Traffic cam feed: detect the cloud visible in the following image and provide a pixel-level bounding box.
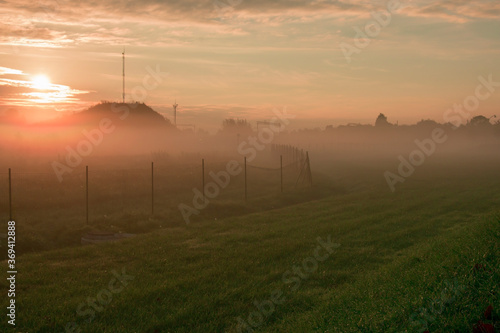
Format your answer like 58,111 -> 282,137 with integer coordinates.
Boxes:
0,0 -> 498,126
0,0 -> 498,50
0,67 -> 90,109
0,67 -> 25,75
402,0 -> 500,22
0,0 -> 377,48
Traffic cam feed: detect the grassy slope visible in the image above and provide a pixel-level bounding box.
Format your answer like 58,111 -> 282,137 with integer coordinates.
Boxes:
4,155 -> 323,254
1,170 -> 499,332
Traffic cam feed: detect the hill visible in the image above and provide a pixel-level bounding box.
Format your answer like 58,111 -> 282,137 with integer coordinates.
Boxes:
38,102 -> 174,128
0,102 -> 177,156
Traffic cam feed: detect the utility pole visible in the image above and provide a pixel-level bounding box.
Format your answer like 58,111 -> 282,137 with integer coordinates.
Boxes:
122,49 -> 125,103
173,100 -> 178,127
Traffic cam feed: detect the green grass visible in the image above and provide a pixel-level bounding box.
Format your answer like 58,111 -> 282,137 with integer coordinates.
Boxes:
2,153 -> 324,254
1,165 -> 499,332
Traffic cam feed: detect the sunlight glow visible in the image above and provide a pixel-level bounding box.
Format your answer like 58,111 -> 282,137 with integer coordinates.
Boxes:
32,75 -> 51,90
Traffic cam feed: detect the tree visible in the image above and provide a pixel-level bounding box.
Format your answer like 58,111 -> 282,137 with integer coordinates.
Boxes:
416,119 -> 439,128
469,115 -> 491,127
221,118 -> 251,133
375,113 -> 391,127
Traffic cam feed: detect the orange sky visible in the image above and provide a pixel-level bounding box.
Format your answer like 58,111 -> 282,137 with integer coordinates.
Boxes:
1,0 -> 499,132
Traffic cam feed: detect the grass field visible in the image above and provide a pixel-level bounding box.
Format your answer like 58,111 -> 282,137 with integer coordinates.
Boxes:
1,156 -> 498,332
1,150 -> 319,254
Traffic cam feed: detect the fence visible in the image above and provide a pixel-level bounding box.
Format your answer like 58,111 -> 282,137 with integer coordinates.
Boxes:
2,148 -> 312,226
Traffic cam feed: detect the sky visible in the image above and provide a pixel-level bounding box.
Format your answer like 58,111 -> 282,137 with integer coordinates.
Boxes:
0,0 -> 499,132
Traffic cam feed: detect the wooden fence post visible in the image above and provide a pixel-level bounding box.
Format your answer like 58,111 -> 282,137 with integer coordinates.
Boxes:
86,165 -> 89,225
151,162 -> 154,215
280,155 -> 283,193
244,157 -> 247,201
202,159 -> 205,199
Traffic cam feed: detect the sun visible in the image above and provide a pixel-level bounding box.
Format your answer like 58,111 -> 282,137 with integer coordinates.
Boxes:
32,74 -> 51,90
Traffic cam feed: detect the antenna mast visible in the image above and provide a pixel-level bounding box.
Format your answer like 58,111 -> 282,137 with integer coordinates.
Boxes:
122,49 -> 125,103
173,99 -> 178,127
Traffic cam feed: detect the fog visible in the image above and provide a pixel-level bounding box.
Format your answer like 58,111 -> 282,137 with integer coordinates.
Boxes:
1,102 -> 499,332
1,104 -> 499,177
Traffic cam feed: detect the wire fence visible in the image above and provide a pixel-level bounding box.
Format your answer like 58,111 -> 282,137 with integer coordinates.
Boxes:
1,145 -> 312,226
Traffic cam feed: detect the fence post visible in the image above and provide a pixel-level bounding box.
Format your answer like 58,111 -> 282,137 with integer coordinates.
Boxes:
151,162 -> 154,215
306,152 -> 312,186
244,157 -> 247,201
202,159 -> 205,200
280,155 -> 283,193
86,165 -> 89,225
8,168 -> 12,221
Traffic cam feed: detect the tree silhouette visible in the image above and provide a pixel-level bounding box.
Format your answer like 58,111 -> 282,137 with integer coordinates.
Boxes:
469,115 -> 491,127
416,119 -> 438,128
221,118 -> 251,133
375,113 -> 391,127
